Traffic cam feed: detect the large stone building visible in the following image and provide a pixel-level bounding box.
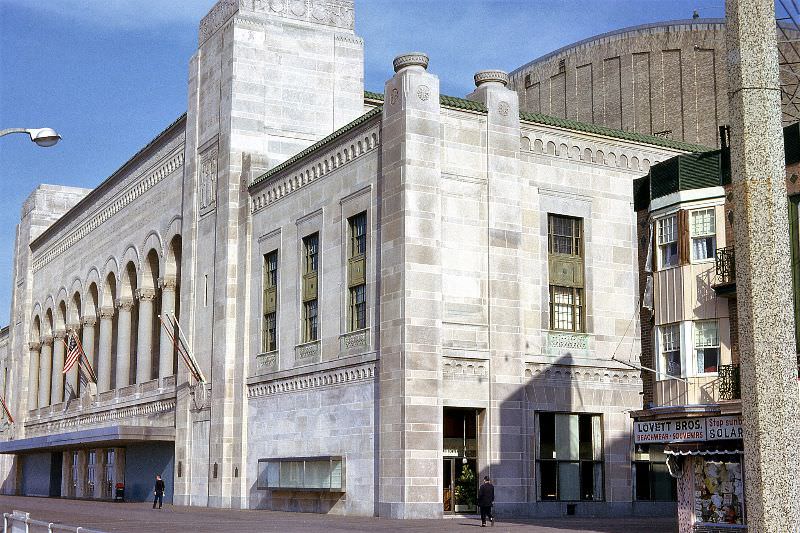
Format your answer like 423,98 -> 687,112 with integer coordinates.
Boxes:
0,0 -> 710,518
508,18 -> 800,148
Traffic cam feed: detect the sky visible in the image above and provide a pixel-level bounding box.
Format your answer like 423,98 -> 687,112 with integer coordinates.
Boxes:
0,0 -> 726,326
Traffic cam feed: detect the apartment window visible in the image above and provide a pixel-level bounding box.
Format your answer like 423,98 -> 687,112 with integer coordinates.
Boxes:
661,323 -> 682,377
262,251 -> 278,353
690,208 -> 716,261
537,412 -> 603,501
348,212 -> 367,331
657,215 -> 678,268
550,286 -> 583,332
695,320 -> 720,373
302,233 -> 319,342
633,444 -> 677,501
548,215 -> 585,332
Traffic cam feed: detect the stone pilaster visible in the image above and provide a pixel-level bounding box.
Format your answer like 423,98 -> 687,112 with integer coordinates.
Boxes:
97,307 -> 114,393
726,0 -> 800,530
158,278 -> 177,379
27,342 -> 40,411
135,288 -> 157,383
378,52 -> 443,518
115,299 -> 134,389
467,70 -> 525,511
38,335 -> 52,408
65,323 -> 81,401
51,330 -> 66,405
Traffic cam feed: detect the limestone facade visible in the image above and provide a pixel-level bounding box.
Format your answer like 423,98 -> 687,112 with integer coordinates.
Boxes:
0,0 -> 707,519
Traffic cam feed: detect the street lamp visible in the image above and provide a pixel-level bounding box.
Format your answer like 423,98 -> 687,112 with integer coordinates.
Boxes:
0,127 -> 61,147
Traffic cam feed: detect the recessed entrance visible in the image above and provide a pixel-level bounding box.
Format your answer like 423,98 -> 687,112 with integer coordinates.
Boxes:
442,407 -> 479,514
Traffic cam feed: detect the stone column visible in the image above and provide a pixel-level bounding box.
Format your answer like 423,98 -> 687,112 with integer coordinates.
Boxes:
379,52 -> 443,518
97,307 -> 114,392
51,330 -> 66,405
135,288 -> 156,383
726,0 -> 800,530
94,450 -> 106,499
27,342 -> 41,411
65,324 -> 80,401
81,316 -> 97,384
158,278 -> 177,380
115,299 -> 134,389
38,336 -> 52,407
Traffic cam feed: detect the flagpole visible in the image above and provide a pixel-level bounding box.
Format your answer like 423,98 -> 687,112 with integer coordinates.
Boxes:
168,313 -> 206,383
158,314 -> 201,382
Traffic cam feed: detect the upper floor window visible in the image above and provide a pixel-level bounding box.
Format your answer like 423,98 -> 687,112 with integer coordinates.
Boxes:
690,208 -> 716,262
660,323 -> 681,377
302,233 -> 320,343
550,286 -> 583,332
262,251 -> 278,352
694,320 -> 719,373
348,212 -> 367,332
548,215 -> 582,256
657,215 -> 678,268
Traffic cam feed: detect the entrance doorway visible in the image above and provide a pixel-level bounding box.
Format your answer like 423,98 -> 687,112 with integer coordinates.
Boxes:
442,408 -> 479,514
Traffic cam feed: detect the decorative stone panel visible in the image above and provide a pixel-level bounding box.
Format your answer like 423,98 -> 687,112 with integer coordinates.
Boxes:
340,329 -> 369,351
442,357 -> 488,382
255,351 -> 278,373
294,341 -> 321,366
546,331 -> 590,355
248,362 -> 374,399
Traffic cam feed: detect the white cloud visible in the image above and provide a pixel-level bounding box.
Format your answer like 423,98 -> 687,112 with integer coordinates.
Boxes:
0,0 -> 218,29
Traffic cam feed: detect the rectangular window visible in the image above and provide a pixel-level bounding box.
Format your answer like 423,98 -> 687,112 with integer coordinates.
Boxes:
695,320 -> 720,373
549,286 -> 583,332
104,450 -> 114,497
302,233 -> 319,342
548,215 -> 582,256
657,215 -> 678,268
537,412 -> 603,501
661,323 -> 682,377
348,212 -> 367,332
262,251 -> 278,353
303,300 -> 318,342
690,208 -> 716,261
257,457 -> 345,492
633,444 -> 677,501
87,450 -> 96,493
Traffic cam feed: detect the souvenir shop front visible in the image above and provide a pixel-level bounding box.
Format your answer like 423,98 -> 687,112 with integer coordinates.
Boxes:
632,411 -> 746,532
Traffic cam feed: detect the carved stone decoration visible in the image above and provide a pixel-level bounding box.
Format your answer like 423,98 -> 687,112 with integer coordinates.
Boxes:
256,352 -> 278,372
198,0 -> 238,45
474,69 -> 510,87
417,85 -> 431,101
340,329 -> 369,351
390,88 -> 399,106
392,52 -> 429,73
240,0 -> 354,30
136,288 -> 157,301
199,144 -> 219,215
498,101 -> 510,116
547,332 -> 590,352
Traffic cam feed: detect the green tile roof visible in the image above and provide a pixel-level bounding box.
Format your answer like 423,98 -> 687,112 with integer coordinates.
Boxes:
251,90 -> 711,190
518,111 -> 711,153
250,106 -> 383,188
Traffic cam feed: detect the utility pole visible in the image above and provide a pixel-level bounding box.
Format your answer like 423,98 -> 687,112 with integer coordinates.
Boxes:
726,0 -> 800,530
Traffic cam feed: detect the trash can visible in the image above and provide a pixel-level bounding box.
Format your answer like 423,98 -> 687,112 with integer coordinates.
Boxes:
114,482 -> 125,502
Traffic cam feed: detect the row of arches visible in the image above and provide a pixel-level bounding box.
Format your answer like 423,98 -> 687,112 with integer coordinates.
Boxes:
520,135 -> 657,172
27,235 -> 182,410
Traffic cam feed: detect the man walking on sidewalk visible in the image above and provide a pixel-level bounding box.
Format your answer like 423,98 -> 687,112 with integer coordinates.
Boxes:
477,476 -> 494,527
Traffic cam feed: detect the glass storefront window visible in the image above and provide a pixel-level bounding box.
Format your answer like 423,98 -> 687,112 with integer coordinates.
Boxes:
633,444 -> 677,501
694,456 -> 745,525
537,412 -> 603,501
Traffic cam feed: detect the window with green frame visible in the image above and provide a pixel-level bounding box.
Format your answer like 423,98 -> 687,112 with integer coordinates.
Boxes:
347,212 -> 367,331
262,250 -> 278,352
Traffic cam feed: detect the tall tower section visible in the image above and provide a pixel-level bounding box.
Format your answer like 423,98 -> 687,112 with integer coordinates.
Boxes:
176,0 -> 364,508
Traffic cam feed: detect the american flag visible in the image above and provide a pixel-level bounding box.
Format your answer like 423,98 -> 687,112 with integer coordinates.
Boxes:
62,332 -> 82,374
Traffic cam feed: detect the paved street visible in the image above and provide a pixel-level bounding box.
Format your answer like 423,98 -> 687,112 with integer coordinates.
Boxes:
0,496 -> 677,533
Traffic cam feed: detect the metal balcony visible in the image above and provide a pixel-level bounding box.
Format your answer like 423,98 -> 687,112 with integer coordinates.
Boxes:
713,246 -> 736,297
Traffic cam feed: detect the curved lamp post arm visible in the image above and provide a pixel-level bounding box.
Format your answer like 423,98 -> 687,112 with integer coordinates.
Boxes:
0,127 -> 61,147
0,128 -> 29,137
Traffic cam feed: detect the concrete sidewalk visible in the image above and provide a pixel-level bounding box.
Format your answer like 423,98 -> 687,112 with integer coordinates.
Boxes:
0,496 -> 677,533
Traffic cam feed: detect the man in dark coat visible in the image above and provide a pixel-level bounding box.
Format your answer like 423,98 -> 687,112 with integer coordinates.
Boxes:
153,474 -> 165,509
477,476 -> 494,526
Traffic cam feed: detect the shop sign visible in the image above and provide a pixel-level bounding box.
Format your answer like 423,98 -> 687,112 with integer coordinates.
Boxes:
634,415 -> 742,444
